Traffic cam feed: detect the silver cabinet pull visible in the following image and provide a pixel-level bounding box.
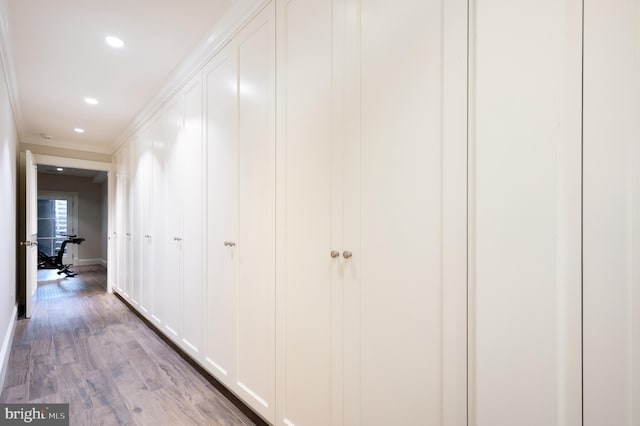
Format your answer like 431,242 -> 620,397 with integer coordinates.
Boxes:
173,237 -> 182,241
144,235 -> 151,238
343,250 -> 352,259
20,241 -> 35,247
224,241 -> 236,247
330,250 -> 340,258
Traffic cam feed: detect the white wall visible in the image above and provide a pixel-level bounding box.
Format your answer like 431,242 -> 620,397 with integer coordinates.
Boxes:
0,0 -> 18,391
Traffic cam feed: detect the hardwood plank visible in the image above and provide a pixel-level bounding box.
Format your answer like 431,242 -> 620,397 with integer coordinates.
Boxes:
29,354 -> 57,400
3,343 -> 31,387
56,362 -> 93,411
196,396 -> 251,426
53,328 -> 78,365
0,384 -> 29,403
84,368 -> 133,425
110,358 -> 174,425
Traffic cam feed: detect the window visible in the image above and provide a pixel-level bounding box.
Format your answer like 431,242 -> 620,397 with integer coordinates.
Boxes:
37,198 -> 69,256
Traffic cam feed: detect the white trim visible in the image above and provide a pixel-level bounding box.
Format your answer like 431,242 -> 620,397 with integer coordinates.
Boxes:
22,137 -> 113,155
33,154 -> 111,172
0,304 -> 18,391
110,0 -> 270,153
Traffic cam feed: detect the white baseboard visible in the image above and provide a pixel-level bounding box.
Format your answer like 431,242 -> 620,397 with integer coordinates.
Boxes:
78,258 -> 107,266
0,304 -> 17,391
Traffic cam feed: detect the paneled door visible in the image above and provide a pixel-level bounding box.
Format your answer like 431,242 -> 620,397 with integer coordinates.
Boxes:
204,40 -> 238,386
276,0 -> 336,424
469,0 -> 583,424
150,111 -> 166,325
583,0 -> 640,424
345,0 -> 467,424
180,76 -> 204,358
205,3 -> 276,421
163,94 -> 185,340
23,149 -> 38,318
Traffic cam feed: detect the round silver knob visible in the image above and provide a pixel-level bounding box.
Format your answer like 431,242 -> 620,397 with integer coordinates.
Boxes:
330,250 -> 340,258
343,250 -> 352,259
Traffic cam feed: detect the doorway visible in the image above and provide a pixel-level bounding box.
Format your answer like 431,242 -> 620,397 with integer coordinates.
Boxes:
18,154 -> 114,318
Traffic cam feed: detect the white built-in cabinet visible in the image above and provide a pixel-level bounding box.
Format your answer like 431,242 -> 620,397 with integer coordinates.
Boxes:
111,0 -> 640,425
112,65 -> 206,354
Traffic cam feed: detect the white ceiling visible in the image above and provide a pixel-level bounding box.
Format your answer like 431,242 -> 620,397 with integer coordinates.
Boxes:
7,0 -> 234,154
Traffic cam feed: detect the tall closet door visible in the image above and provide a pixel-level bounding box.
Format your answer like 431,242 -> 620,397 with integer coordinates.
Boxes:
470,0 -> 582,425
138,125 -> 154,315
130,133 -> 143,307
583,0 -> 640,424
114,150 -> 124,293
150,112 -> 166,324
276,0 -> 336,424
180,77 -> 204,356
204,43 -> 238,383
124,141 -> 134,300
235,4 -> 276,419
163,97 -> 184,339
358,0 -> 439,422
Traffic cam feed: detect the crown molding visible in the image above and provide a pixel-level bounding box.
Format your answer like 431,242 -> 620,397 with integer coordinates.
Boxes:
110,0 -> 269,154
0,1 -> 24,141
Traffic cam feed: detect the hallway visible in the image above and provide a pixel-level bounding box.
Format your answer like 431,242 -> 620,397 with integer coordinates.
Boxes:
0,266 -> 254,425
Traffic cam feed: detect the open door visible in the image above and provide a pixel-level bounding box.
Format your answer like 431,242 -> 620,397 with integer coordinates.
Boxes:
22,150 -> 38,318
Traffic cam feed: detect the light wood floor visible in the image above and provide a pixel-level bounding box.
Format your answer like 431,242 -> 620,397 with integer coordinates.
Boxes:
1,265 -> 254,426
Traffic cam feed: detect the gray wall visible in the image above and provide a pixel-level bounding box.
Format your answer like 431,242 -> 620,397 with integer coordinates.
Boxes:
37,173 -> 107,265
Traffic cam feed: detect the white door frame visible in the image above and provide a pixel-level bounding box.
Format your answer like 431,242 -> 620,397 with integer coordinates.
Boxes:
32,155 -> 114,293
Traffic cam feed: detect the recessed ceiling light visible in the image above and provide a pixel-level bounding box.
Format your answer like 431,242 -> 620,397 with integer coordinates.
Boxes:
84,97 -> 98,105
105,36 -> 124,48
56,168 -> 64,172
74,128 -> 85,133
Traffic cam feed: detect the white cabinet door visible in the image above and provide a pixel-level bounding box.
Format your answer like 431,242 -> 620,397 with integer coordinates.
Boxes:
352,0 -> 466,423
150,112 -> 166,325
114,150 -> 123,293
204,4 -> 276,420
163,96 -> 184,339
470,0 -> 582,425
583,0 -> 640,424
235,5 -> 276,419
124,142 -> 133,300
276,0 -> 336,424
204,43 -> 238,384
130,133 -> 142,307
181,76 -> 204,357
138,125 -> 154,315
